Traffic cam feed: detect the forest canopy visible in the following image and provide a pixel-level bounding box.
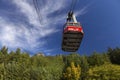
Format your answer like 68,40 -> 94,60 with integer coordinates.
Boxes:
0,46 -> 120,80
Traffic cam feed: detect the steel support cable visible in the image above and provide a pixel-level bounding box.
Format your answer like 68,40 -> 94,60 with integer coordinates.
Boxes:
70,0 -> 78,12
33,0 -> 42,25
70,0 -> 74,11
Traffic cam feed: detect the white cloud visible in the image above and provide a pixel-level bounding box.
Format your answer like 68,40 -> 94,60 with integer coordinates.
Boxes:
12,0 -> 40,27
0,17 -> 44,51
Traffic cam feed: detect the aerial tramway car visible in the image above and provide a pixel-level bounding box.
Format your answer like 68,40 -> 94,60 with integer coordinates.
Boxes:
62,11 -> 84,52
33,0 -> 84,52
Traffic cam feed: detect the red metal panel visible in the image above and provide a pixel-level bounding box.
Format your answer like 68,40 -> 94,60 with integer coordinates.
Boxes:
64,26 -> 83,33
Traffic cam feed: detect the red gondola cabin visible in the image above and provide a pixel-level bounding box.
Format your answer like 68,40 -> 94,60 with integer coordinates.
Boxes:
62,22 -> 84,52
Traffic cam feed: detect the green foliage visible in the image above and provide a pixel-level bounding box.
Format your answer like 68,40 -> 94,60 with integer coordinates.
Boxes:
63,62 -> 81,80
0,46 -> 120,80
87,52 -> 107,66
87,63 -> 120,80
80,56 -> 89,80
63,53 -> 81,67
108,47 -> 120,64
1,46 -> 8,55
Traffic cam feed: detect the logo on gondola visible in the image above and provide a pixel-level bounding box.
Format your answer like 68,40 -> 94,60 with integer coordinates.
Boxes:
64,26 -> 82,32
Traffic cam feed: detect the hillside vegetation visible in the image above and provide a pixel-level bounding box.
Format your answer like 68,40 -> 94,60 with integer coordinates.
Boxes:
0,46 -> 120,80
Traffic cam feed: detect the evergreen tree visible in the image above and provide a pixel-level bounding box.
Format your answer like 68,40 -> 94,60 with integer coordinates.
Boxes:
108,47 -> 120,64
88,52 -> 104,66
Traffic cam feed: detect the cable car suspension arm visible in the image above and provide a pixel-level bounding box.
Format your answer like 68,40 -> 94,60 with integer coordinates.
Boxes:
67,0 -> 78,23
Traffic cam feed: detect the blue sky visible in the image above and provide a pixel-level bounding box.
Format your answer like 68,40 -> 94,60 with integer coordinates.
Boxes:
0,0 -> 120,55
